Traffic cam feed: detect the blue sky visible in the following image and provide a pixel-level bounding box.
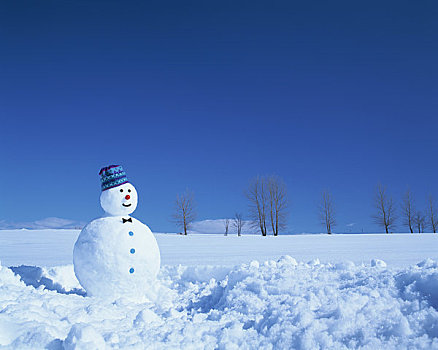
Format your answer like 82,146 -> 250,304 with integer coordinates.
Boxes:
1,1 -> 437,233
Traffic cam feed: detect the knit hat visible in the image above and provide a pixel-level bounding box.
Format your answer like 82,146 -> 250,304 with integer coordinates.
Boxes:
99,165 -> 129,191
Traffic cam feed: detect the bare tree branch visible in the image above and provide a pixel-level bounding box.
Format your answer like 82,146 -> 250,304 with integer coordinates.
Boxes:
401,189 -> 415,233
232,213 -> 245,236
428,195 -> 438,234
172,189 -> 196,235
372,184 -> 396,234
319,190 -> 335,234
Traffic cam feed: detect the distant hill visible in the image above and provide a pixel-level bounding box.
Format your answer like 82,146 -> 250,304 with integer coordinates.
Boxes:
0,217 -> 85,230
189,219 -> 255,235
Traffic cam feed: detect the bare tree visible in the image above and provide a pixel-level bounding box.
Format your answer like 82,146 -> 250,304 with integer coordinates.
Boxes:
413,211 -> 426,233
319,190 -> 335,234
401,189 -> 415,233
246,176 -> 268,236
372,184 -> 396,234
267,175 -> 288,236
233,213 -> 245,236
172,189 -> 196,235
428,195 -> 437,233
224,218 -> 230,236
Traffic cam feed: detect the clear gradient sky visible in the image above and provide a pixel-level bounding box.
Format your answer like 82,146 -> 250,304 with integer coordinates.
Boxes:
1,0 -> 437,233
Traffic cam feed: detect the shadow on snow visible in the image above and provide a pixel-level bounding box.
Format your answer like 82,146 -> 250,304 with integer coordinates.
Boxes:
10,265 -> 86,296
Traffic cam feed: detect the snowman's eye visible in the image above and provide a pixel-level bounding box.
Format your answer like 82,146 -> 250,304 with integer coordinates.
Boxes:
128,189 -> 131,193
120,189 -> 123,193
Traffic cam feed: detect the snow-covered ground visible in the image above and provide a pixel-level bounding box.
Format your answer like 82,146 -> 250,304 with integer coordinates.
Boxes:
1,230 -> 438,349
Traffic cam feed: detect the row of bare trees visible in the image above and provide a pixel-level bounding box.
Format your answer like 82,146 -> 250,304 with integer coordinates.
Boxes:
320,184 -> 438,234
172,175 -> 289,236
376,185 -> 437,234
172,190 -> 248,236
401,189 -> 437,233
173,181 -> 437,235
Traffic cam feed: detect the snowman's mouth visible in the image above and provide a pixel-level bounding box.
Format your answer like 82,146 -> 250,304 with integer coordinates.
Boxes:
122,203 -> 131,207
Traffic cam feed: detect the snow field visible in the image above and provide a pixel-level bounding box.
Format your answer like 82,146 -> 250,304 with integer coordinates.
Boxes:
1,256 -> 438,349
1,231 -> 438,268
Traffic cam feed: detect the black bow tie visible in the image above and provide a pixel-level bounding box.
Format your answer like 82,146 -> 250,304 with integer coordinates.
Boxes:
122,217 -> 132,224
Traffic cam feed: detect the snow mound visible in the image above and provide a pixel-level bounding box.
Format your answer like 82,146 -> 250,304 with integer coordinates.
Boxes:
371,259 -> 387,268
1,258 -> 438,349
64,324 -> 105,350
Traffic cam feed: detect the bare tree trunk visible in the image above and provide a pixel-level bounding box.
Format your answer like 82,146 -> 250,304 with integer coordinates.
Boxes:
172,189 -> 196,235
261,180 -> 267,236
413,211 -> 425,233
401,189 -> 414,233
224,219 -> 230,236
267,175 -> 288,236
233,213 -> 245,236
372,184 -> 396,234
429,195 -> 437,233
246,176 -> 268,236
319,190 -> 335,234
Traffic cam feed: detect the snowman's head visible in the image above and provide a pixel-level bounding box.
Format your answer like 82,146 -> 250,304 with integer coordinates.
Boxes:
100,182 -> 138,216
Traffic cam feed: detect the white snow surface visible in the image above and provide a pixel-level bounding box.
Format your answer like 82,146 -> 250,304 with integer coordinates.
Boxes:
1,230 -> 437,268
1,231 -> 438,349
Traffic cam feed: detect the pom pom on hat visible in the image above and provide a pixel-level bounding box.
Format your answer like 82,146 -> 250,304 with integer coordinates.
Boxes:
99,165 -> 129,191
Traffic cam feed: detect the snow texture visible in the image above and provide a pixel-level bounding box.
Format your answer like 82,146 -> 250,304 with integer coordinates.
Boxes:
2,256 -> 438,349
1,231 -> 438,348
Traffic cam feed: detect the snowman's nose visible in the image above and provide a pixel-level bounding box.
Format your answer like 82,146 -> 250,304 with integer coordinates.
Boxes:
125,195 -> 130,200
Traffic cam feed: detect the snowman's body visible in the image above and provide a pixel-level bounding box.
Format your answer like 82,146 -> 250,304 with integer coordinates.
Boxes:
73,169 -> 160,299
74,216 -> 160,298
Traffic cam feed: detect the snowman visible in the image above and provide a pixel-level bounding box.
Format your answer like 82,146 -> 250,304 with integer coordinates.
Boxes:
73,165 -> 160,299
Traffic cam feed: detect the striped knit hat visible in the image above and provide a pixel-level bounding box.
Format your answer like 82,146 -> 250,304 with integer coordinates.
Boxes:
99,165 -> 129,191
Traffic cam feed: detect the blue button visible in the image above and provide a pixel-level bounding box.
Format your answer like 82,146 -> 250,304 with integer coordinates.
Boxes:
128,231 -> 134,236
130,248 -> 135,254
129,268 -> 134,273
